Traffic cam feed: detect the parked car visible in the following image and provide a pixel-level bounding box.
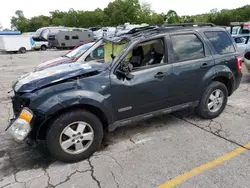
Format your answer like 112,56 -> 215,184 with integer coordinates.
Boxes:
7,23 -> 242,163
233,35 -> 249,56
36,42 -> 95,70
244,52 -> 250,72
33,41 -> 49,51
233,35 -> 250,72
230,22 -> 250,36
0,35 -> 33,53
48,29 -> 94,49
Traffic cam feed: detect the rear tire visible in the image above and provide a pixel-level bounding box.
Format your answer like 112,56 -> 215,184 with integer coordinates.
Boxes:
196,81 -> 228,119
46,109 -> 103,163
19,47 -> 26,54
41,45 -> 47,51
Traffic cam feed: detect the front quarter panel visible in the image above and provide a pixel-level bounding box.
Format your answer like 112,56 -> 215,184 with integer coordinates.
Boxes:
27,70 -> 114,127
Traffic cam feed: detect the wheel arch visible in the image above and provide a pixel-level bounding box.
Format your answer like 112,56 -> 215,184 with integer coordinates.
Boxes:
203,65 -> 235,96
211,76 -> 233,96
41,44 -> 47,49
36,103 -> 110,140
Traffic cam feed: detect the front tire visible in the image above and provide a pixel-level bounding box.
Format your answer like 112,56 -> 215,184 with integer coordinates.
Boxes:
46,109 -> 103,163
196,81 -> 228,119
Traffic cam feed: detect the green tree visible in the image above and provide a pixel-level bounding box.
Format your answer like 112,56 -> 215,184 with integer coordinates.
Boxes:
29,15 -> 51,31
11,10 -> 29,32
104,0 -> 141,25
166,10 -> 181,23
50,10 -> 66,26
10,4 -> 250,31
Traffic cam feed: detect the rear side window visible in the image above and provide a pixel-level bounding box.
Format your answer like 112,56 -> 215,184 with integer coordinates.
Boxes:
171,34 -> 204,62
205,31 -> 235,55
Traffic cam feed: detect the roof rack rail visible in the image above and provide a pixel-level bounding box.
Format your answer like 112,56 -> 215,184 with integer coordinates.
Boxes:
160,23 -> 216,28
125,26 -> 159,34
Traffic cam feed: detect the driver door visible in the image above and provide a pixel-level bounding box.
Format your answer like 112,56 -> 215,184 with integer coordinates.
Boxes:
110,37 -> 174,121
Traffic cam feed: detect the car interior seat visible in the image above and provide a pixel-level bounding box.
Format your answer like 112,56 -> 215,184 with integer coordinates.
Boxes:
146,41 -> 164,65
129,46 -> 144,67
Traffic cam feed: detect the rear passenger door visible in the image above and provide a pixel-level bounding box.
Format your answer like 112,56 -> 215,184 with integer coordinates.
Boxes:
169,32 -> 215,106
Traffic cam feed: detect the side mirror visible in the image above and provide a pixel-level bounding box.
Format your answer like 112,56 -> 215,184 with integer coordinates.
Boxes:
116,62 -> 134,79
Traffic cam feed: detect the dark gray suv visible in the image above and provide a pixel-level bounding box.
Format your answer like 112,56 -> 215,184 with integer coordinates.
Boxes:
7,23 -> 242,162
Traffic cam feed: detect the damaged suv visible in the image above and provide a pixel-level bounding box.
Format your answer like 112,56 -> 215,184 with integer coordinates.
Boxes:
7,24 -> 242,163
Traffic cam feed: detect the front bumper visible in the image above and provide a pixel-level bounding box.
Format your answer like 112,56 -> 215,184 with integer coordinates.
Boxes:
6,108 -> 33,142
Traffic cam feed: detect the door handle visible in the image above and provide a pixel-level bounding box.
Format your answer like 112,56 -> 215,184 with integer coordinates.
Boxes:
154,72 -> 165,79
200,63 -> 209,69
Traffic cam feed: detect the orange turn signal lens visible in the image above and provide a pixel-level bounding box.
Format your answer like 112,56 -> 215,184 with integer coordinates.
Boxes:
19,109 -> 33,123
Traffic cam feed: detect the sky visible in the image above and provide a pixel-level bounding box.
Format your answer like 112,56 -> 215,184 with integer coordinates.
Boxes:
0,0 -> 249,29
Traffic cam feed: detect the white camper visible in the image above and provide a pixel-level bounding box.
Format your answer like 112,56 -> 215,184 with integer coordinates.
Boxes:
0,35 -> 32,53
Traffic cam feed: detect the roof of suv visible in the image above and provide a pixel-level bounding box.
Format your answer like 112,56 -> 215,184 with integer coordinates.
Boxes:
103,23 -> 226,43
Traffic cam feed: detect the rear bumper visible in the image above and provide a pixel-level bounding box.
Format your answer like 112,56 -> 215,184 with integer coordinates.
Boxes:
232,71 -> 242,93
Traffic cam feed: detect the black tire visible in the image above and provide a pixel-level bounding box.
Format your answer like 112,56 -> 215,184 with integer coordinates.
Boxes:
196,81 -> 228,119
46,109 -> 103,163
41,45 -> 47,51
19,47 -> 26,54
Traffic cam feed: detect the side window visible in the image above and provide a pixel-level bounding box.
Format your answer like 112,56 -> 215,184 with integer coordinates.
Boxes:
122,39 -> 165,71
205,31 -> 235,55
72,35 -> 79,40
92,46 -> 104,59
171,34 -> 204,62
65,35 -> 70,40
85,46 -> 104,62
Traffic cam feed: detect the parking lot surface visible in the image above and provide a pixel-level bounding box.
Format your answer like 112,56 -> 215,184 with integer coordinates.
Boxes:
0,50 -> 250,188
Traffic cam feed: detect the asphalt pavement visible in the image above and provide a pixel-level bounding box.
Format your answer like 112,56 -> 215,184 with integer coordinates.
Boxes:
0,50 -> 249,188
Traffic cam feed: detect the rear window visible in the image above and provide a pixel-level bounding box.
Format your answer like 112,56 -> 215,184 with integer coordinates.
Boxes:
205,31 -> 235,55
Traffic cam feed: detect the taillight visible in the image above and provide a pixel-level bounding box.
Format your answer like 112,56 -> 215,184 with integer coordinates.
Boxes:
236,57 -> 242,71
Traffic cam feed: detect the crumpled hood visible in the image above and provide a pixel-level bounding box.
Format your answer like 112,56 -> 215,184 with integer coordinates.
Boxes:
36,56 -> 73,71
13,62 -> 109,93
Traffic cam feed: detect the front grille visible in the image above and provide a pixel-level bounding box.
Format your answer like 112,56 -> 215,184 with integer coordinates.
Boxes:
11,95 -> 30,116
